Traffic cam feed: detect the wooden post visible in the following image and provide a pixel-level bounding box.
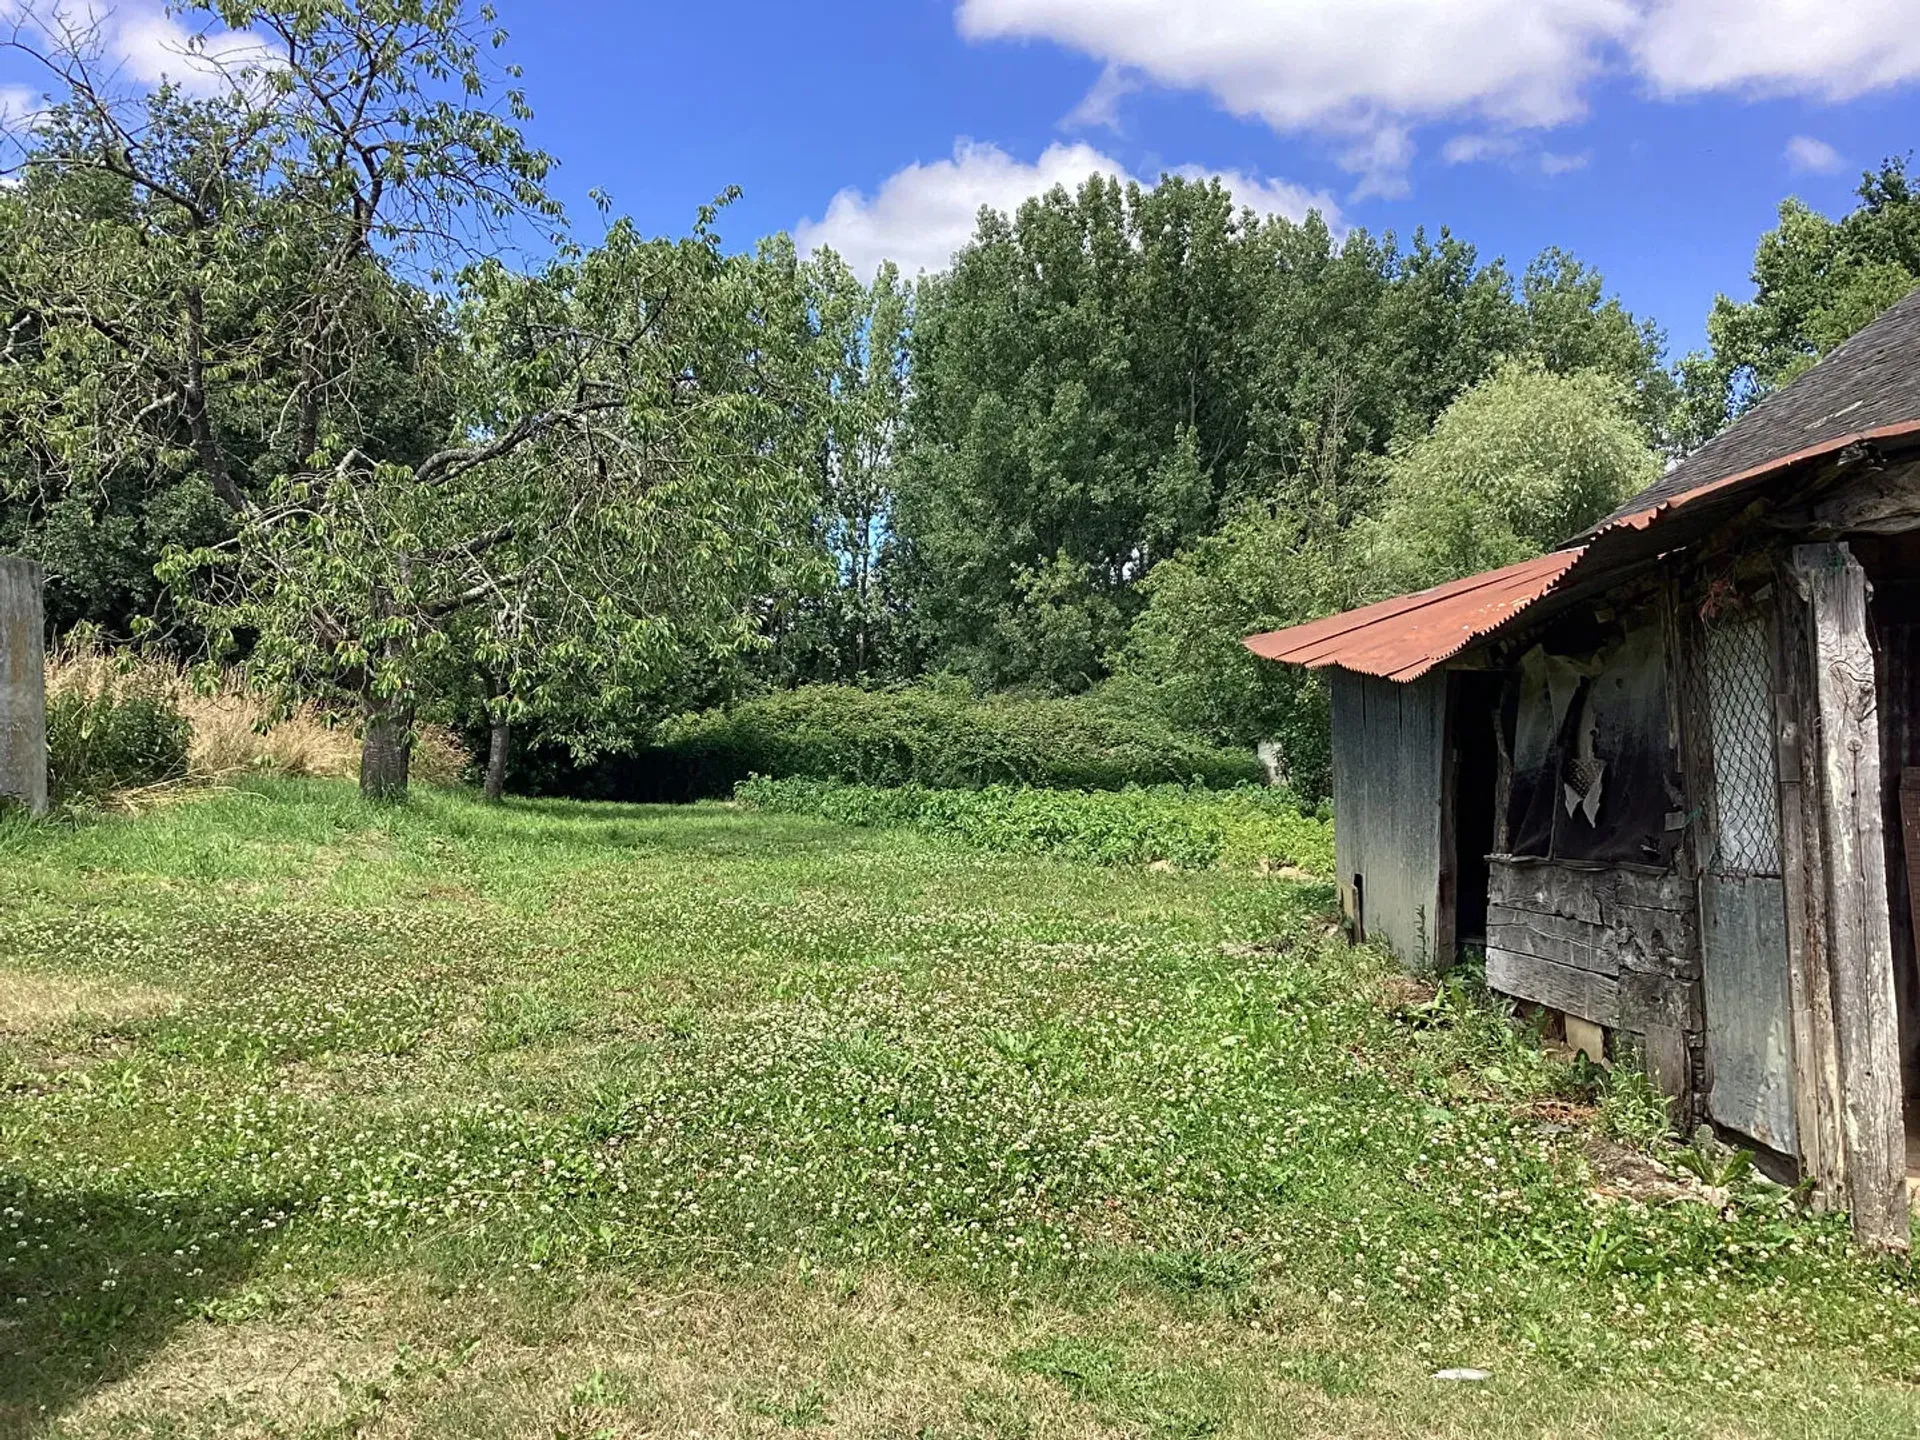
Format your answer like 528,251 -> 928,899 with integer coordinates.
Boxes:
1791,543 -> 1909,1246
1775,573 -> 1847,1205
0,557 -> 47,816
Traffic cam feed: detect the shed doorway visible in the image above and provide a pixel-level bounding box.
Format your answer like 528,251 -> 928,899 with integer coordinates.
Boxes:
1445,670 -> 1509,963
1853,534 -> 1920,1192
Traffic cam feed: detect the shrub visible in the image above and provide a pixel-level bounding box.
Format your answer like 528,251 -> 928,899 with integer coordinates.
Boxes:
656,685 -> 1263,796
735,776 -> 1334,874
45,654 -> 192,805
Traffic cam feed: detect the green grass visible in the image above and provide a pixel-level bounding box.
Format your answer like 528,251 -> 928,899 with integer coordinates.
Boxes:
0,780 -> 1916,1438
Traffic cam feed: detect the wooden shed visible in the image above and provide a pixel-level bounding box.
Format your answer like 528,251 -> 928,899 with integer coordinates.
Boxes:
1247,287 -> 1920,1246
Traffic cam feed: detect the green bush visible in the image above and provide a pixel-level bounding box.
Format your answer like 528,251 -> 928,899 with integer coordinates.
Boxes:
657,685 -> 1263,795
46,664 -> 192,805
735,776 -> 1334,874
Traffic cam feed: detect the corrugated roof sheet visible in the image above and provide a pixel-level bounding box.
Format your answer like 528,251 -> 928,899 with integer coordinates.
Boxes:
1243,550 -> 1583,681
1244,282 -> 1920,683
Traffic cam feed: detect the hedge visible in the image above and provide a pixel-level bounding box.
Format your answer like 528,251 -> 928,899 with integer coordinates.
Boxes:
655,685 -> 1264,795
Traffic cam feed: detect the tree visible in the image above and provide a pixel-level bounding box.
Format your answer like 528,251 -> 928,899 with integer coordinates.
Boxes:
760,252 -> 912,686
1355,361 -> 1659,597
896,173 -> 1675,696
1677,156 -> 1920,449
1109,503 -> 1348,795
1,1 -> 814,801
434,224 -> 820,802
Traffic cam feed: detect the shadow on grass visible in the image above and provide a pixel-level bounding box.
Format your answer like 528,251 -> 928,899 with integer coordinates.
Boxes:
0,1174 -> 279,1435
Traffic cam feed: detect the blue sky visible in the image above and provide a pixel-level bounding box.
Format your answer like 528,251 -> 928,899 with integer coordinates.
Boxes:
5,2 -> 1918,357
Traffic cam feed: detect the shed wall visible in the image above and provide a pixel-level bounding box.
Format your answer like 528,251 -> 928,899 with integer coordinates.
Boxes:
1332,668 -> 1447,968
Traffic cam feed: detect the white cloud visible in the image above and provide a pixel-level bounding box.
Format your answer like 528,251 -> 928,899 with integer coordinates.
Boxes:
1442,133 -> 1522,166
1633,1 -> 1920,101
111,9 -> 276,97
958,1 -> 1920,196
960,0 -> 1635,193
1340,125 -> 1415,200
794,139 -> 1338,279
1063,64 -> 1138,131
0,84 -> 36,125
1538,151 -> 1589,175
1783,135 -> 1845,175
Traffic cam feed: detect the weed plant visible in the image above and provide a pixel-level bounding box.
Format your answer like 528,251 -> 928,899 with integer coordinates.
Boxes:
736,776 -> 1336,873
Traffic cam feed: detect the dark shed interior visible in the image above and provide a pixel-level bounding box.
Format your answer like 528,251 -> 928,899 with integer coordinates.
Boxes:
1854,534 -> 1920,1133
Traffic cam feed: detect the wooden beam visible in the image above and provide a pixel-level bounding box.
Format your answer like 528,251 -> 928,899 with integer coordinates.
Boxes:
1487,946 -> 1619,1025
1791,543 -> 1910,1247
1774,572 -> 1847,1205
0,557 -> 47,816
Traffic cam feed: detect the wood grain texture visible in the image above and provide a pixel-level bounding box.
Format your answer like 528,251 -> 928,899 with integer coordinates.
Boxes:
1773,572 -> 1846,1203
1903,770 -> 1920,1024
1486,947 -> 1618,1025
0,557 -> 47,816
1331,669 -> 1448,969
1793,542 -> 1909,1246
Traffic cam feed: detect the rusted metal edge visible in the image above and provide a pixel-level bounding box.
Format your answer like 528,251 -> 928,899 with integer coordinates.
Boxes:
1244,417 -> 1920,684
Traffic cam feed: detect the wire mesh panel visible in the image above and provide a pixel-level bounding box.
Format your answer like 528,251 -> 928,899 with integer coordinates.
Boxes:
1700,607 -> 1782,878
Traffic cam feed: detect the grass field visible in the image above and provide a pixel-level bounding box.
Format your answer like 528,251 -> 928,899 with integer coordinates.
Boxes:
2,781 -> 1918,1438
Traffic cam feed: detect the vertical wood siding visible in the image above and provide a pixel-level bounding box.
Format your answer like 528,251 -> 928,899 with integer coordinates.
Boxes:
1331,669 -> 1448,968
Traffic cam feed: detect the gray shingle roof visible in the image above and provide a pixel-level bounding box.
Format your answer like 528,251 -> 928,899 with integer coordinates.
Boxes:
1584,281 -> 1920,536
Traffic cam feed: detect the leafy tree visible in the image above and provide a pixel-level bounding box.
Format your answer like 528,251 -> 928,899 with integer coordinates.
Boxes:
1,1 -> 812,800
1355,361 -> 1659,596
761,253 -> 913,685
441,225 -> 820,801
1109,504 -> 1348,795
1677,156 -> 1920,448
898,174 -> 1674,696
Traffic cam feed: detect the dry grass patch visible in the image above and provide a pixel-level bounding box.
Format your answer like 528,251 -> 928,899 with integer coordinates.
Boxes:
50,1268 -> 1874,1440
0,968 -> 177,1036
46,642 -> 469,790
56,1271 -> 1128,1440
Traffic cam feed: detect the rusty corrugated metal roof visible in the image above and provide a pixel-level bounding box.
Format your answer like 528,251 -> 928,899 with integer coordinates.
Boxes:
1243,549 -> 1584,682
1245,366 -> 1920,682
1247,284 -> 1920,684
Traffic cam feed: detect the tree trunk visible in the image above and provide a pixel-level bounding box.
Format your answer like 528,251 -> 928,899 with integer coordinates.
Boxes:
484,713 -> 509,804
360,707 -> 413,803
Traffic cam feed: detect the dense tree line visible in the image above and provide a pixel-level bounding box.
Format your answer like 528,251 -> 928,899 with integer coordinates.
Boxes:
1,0 -> 1913,799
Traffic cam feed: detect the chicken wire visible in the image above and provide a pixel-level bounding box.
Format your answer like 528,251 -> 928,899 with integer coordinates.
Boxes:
1695,607 -> 1783,878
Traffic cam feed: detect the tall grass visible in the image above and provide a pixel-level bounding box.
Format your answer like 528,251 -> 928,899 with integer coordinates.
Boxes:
45,642 -> 468,798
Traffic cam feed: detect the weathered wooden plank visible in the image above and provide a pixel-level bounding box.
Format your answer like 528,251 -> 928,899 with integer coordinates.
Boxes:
1793,542 -> 1909,1245
1486,926 -> 1615,978
1334,669 -> 1447,971
1488,858 -> 1692,918
1489,862 -> 1606,925
1331,670 -> 1362,936
0,557 -> 47,816
1641,1021 -> 1692,1103
1773,564 -> 1846,1207
1618,971 -> 1702,1034
1482,887 -> 1697,990
1486,946 -> 1619,1024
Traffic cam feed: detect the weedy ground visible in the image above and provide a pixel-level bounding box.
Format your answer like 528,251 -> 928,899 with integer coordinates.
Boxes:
0,780 -> 1916,1439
